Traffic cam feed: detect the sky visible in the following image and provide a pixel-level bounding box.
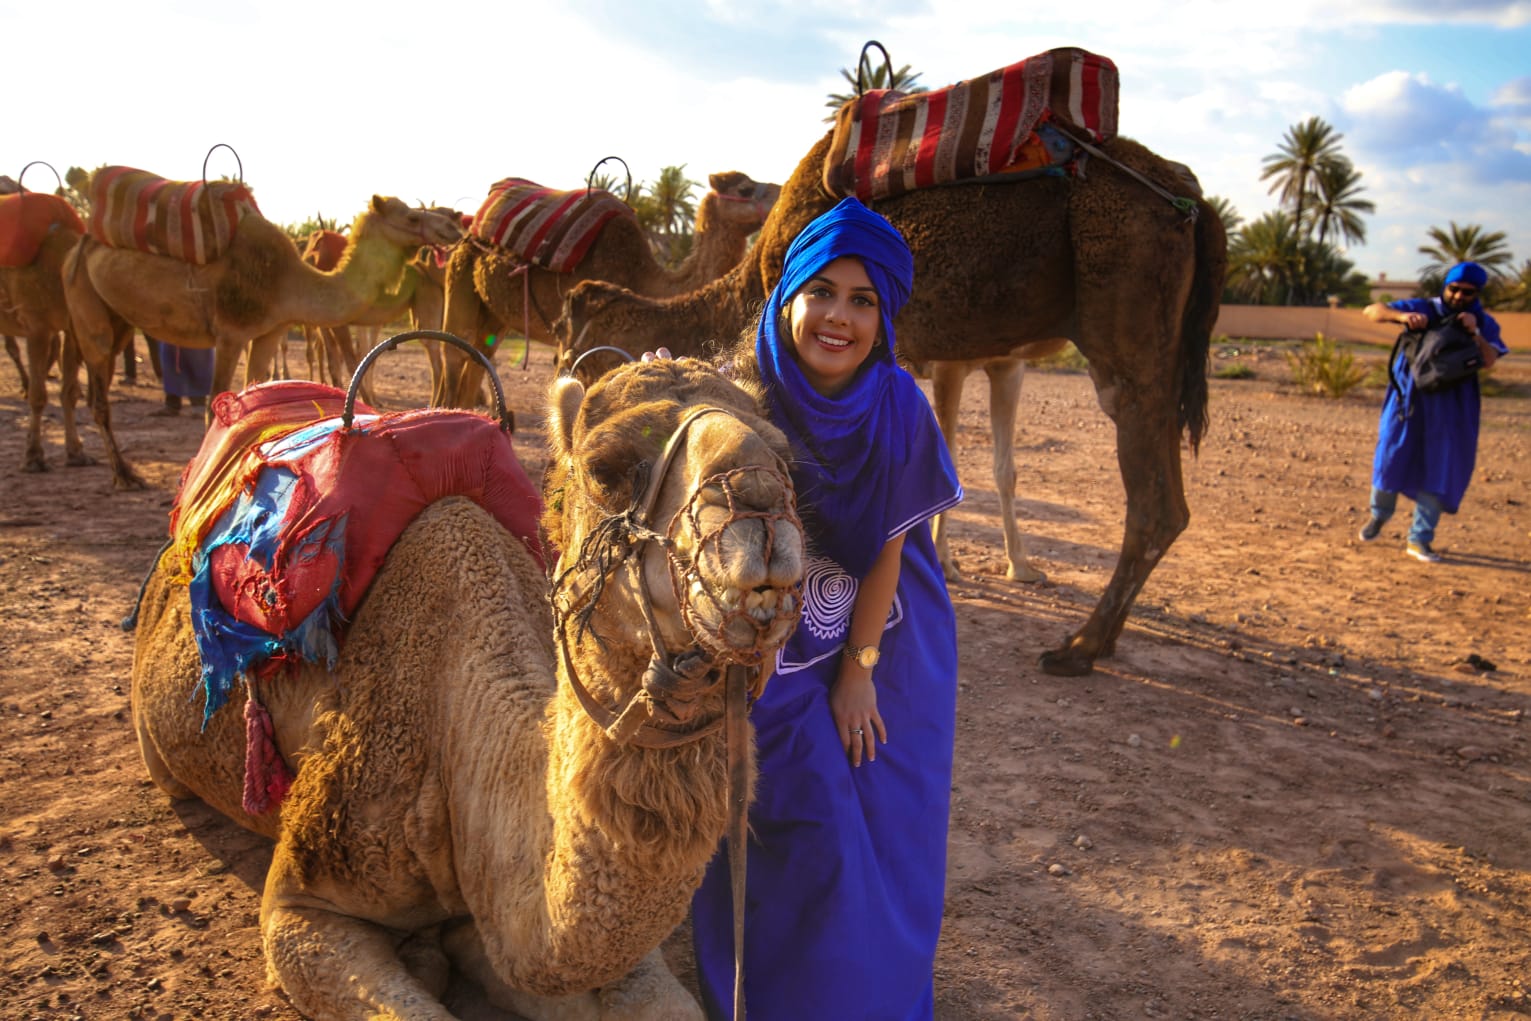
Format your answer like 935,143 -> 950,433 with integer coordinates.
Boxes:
5,0 -> 1529,284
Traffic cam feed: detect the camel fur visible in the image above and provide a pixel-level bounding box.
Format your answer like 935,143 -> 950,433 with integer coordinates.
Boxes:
63,193 -> 463,489
436,172 -> 779,409
130,356 -> 805,1019
555,129 -> 1227,677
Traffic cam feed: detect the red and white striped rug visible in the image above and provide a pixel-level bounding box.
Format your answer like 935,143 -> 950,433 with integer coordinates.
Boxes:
468,178 -> 633,273
823,47 -> 1118,202
89,166 -> 261,265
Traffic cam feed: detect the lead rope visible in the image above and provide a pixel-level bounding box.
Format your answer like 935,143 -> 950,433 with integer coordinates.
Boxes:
727,663 -> 750,1021
1052,125 -> 1200,221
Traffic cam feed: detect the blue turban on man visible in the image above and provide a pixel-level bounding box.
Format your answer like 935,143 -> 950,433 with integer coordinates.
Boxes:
1443,261 -> 1488,290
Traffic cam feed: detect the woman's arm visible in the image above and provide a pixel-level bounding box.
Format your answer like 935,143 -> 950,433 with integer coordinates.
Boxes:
831,533 -> 905,765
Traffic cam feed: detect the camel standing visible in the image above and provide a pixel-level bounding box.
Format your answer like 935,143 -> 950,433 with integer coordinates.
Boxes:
437,171 -> 779,408
130,357 -> 805,1018
63,194 -> 463,488
556,128 -> 1226,677
0,195 -> 116,475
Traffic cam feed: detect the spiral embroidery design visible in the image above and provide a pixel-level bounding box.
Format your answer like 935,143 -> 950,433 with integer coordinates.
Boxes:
801,555 -> 857,640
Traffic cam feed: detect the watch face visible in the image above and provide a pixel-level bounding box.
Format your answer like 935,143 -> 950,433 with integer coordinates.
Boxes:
857,646 -> 880,669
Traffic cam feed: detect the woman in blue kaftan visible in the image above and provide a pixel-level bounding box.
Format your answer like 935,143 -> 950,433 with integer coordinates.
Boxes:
691,197 -> 962,1021
1360,261 -> 1507,561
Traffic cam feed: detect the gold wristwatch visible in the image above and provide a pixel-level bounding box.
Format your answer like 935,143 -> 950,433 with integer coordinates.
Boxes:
844,642 -> 881,669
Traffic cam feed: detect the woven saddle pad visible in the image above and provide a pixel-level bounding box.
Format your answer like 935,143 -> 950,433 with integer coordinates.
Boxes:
0,192 -> 84,268
468,177 -> 634,273
823,47 -> 1119,202
89,166 -> 261,265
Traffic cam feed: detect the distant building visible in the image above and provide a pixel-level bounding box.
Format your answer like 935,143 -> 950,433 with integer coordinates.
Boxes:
1368,271 -> 1422,304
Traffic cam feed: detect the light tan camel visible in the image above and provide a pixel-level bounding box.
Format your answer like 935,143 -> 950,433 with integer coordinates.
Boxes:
63,195 -> 463,488
129,357 -> 806,1019
915,347 -> 1069,585
436,171 -> 780,408
300,213 -> 460,401
555,129 -> 1226,677
0,213 -> 114,475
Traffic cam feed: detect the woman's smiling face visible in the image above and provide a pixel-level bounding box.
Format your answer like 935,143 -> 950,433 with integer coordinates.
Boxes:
786,256 -> 881,396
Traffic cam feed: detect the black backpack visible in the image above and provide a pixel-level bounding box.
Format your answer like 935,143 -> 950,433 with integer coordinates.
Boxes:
1387,313 -> 1484,413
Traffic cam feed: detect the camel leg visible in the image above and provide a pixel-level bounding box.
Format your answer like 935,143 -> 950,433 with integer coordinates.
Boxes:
927,361 -> 968,581
7,334 -> 30,393
243,330 -> 285,391
442,923 -> 699,1021
984,357 -> 1044,583
22,333 -> 54,473
1041,346 -> 1190,676
59,331 -> 92,467
261,897 -> 458,1021
63,266 -> 146,489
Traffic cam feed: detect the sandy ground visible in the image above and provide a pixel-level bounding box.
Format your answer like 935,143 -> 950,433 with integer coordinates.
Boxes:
2,335 -> 1529,1021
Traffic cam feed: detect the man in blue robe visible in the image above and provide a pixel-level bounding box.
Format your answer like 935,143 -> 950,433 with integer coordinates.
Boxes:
1358,262 -> 1507,562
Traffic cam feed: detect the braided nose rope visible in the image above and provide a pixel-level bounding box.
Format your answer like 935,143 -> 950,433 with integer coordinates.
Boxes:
668,463 -> 803,687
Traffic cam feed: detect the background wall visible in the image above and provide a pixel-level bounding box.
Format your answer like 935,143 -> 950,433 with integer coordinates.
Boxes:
1215,306 -> 1531,352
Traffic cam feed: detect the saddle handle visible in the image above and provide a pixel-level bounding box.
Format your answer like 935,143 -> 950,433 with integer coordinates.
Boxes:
203,143 -> 245,186
586,156 -> 634,205
344,329 -> 514,435
856,40 -> 893,96
17,160 -> 64,195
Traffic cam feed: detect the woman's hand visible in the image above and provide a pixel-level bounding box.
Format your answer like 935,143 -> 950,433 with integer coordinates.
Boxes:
832,670 -> 887,766
640,347 -> 673,362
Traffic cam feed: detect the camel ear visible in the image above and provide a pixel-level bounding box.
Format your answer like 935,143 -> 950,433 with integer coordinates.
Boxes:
547,376 -> 586,460
371,194 -> 387,214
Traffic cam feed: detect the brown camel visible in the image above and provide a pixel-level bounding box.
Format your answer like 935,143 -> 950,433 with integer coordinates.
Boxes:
63,194 -> 463,488
130,357 -> 804,1018
436,171 -> 780,408
555,129 -> 1227,677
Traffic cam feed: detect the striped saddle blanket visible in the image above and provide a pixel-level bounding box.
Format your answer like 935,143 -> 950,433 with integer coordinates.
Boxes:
469,177 -> 634,273
89,166 -> 262,265
823,47 -> 1119,202
0,192 -> 85,268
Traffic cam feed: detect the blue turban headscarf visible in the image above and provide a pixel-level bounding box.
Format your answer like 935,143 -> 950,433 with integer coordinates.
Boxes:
1443,261 -> 1488,290
755,197 -> 959,576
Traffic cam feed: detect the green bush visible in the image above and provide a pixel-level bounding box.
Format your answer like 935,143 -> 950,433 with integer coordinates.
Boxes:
1029,342 -> 1089,372
1213,363 -> 1257,380
1286,333 -> 1370,398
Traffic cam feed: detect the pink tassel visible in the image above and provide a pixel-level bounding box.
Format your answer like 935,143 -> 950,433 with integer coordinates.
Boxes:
242,691 -> 294,816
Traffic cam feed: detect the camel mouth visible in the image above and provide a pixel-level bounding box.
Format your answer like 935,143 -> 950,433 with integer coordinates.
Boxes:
666,467 -> 805,665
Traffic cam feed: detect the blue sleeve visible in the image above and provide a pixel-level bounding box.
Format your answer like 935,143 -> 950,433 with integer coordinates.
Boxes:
884,370 -> 962,541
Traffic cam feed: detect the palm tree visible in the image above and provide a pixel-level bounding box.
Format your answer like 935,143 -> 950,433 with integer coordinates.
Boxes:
1260,117 -> 1345,246
1205,195 -> 1243,237
1496,259 -> 1531,312
1416,222 -> 1515,287
825,62 -> 927,120
1307,158 -> 1374,248
1226,211 -> 1304,305
632,165 -> 698,267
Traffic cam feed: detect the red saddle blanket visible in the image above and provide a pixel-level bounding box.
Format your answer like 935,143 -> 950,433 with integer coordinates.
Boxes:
0,192 -> 85,268
468,177 -> 634,273
89,166 -> 262,265
823,47 -> 1119,202
299,228 -> 349,271
170,380 -> 545,637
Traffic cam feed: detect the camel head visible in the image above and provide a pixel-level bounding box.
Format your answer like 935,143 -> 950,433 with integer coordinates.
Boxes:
544,357 -> 804,733
704,171 -> 781,231
361,195 -> 464,250
553,279 -> 705,373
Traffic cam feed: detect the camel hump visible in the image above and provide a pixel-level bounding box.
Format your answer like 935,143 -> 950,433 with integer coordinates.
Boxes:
87,165 -> 262,265
0,192 -> 85,267
468,176 -> 635,273
823,47 -> 1118,201
168,380 -> 545,787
